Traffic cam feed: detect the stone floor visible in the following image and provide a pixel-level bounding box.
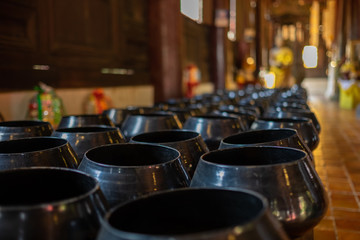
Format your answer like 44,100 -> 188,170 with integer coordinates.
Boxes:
302,78 -> 360,240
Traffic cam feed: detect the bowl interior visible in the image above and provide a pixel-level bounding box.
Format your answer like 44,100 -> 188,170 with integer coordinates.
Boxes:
0,169 -> 96,206
56,126 -> 117,133
223,129 -> 296,145
0,121 -> 48,127
108,189 -> 264,235
86,144 -> 179,166
0,138 -> 67,153
259,117 -> 308,123
132,131 -> 198,143
203,147 -> 305,166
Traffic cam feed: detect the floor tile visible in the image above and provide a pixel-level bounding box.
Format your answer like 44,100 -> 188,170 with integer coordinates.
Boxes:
314,218 -> 334,230
328,179 -> 352,193
335,218 -> 360,232
338,231 -> 360,240
333,209 -> 360,219
330,193 -> 359,209
313,229 -> 337,240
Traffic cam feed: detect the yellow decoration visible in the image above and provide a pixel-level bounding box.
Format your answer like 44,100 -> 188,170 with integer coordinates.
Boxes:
275,48 -> 293,66
338,80 -> 360,110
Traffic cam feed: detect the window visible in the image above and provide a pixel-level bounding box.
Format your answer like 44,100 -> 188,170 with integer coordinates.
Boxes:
180,0 -> 203,23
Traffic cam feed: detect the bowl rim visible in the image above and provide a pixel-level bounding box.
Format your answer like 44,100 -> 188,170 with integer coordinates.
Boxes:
130,129 -> 202,144
199,146 -> 308,168
99,188 -> 272,239
255,117 -> 312,124
0,167 -> 102,211
221,128 -> 298,146
0,120 -> 52,128
82,143 -> 182,169
61,114 -> 110,118
0,136 -> 70,155
54,125 -> 121,134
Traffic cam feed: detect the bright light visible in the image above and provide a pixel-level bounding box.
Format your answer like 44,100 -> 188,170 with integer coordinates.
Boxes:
227,31 -> 235,41
264,72 -> 276,89
181,0 -> 203,23
330,61 -> 337,68
246,57 -> 255,65
302,45 -> 318,68
32,65 -> 50,71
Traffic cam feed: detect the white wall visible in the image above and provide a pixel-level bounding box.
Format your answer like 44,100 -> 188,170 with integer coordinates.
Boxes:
0,85 -> 154,121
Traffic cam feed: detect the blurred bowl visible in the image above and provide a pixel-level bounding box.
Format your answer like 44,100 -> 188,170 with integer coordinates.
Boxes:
191,146 -> 328,238
97,188 -> 289,240
121,112 -> 183,141
250,117 -> 319,151
0,120 -> 53,141
164,107 -> 197,123
0,137 -> 79,170
58,114 -> 115,129
103,108 -> 140,126
183,115 -> 243,150
213,110 -> 256,131
78,143 -> 189,207
219,128 -> 313,162
264,109 -> 321,133
53,126 -> 126,160
0,167 -> 108,240
273,101 -> 310,110
131,130 -> 208,178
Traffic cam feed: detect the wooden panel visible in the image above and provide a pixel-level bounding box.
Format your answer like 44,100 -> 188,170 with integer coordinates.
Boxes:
350,0 -> 360,40
0,0 -> 151,90
0,0 -> 37,50
183,17 -> 211,83
48,0 -> 114,56
119,0 -> 149,70
149,0 -> 182,102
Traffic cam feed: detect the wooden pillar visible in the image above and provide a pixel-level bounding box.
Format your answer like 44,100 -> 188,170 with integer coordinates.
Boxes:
350,0 -> 360,40
210,0 -> 227,91
334,0 -> 347,59
149,0 -> 182,103
254,0 -> 262,79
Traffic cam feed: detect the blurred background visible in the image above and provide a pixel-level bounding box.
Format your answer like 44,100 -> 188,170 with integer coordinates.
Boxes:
0,0 -> 358,120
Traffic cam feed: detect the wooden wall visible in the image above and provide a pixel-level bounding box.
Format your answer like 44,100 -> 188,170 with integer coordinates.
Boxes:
182,17 -> 211,83
0,0 -> 150,91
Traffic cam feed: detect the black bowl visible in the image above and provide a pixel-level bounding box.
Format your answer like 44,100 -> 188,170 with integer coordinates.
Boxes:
250,117 -> 319,151
0,167 -> 108,239
265,109 -> 320,133
58,114 -> 115,129
191,146 -> 328,238
103,108 -> 141,126
97,188 -> 289,240
131,130 -> 208,178
121,112 -> 183,141
0,137 -> 79,170
78,143 -> 190,207
219,128 -> 313,162
183,115 -> 243,150
53,126 -> 126,160
0,120 -> 53,141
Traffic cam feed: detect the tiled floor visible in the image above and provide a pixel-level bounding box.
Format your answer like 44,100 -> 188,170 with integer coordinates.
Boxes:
303,79 -> 360,240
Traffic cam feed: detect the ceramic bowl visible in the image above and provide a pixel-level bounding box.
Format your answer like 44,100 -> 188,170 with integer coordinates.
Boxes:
0,120 -> 53,141
130,130 -> 208,178
53,126 -> 126,160
58,114 -> 115,129
0,137 -> 79,170
0,167 -> 108,239
78,143 -> 190,207
191,146 -> 328,238
97,188 -> 289,240
121,112 -> 182,141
